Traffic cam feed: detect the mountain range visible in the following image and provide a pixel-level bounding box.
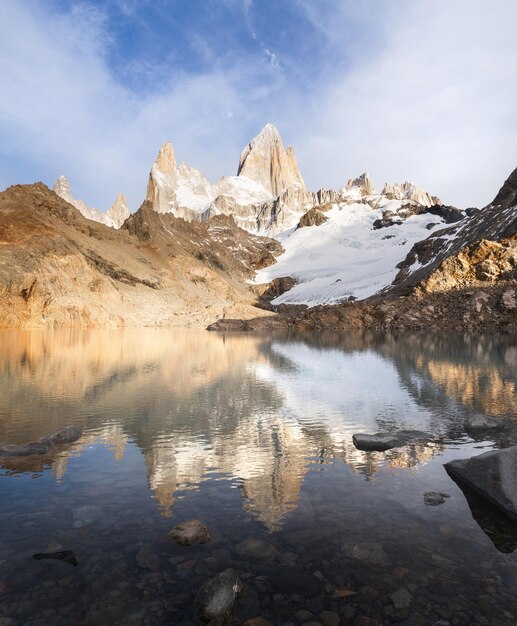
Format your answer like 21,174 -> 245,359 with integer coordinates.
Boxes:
0,124 -> 515,330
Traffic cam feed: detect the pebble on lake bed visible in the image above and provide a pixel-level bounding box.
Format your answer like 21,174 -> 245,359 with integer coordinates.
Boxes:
423,491 -> 450,506
169,519 -> 211,545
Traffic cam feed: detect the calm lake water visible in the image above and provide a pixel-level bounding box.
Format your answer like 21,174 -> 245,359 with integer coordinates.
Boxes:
0,329 -> 517,626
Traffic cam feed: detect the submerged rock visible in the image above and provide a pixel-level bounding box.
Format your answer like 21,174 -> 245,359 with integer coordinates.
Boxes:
464,415 -> 505,431
136,545 -> 160,571
445,445 -> 517,521
169,520 -> 211,546
352,430 -> 433,452
0,426 -> 82,458
390,587 -> 412,610
423,491 -> 450,506
342,541 -> 389,567
32,551 -> 78,567
234,538 -> 278,562
195,568 -> 242,623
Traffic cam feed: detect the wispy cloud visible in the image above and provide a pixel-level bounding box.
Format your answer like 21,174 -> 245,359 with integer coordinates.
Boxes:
0,0 -> 515,211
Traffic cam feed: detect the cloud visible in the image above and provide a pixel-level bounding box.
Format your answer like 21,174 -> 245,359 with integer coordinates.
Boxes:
293,0 -> 517,206
0,0 -> 515,211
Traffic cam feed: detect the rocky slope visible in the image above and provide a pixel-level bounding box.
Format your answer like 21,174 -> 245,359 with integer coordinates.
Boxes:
0,183 -> 281,328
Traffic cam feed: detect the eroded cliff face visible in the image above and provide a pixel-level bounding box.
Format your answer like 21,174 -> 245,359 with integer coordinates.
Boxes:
0,183 -> 282,328
237,123 -> 305,197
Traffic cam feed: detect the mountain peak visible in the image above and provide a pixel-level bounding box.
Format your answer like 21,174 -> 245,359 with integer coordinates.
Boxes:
346,172 -> 375,196
153,142 -> 177,176
237,124 -> 305,196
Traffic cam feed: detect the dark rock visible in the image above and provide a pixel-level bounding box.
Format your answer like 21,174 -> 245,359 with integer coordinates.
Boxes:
0,426 -> 82,458
41,425 -> 82,446
423,491 -> 450,506
194,568 -> 242,623
32,551 -> 78,567
425,204 -> 464,224
464,415 -> 505,431
169,520 -> 211,546
352,430 -> 434,452
269,568 -> 321,598
445,445 -> 517,521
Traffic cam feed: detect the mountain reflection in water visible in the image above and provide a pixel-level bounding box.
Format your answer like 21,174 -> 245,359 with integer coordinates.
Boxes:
1,329 -> 516,529
2,329 -> 517,625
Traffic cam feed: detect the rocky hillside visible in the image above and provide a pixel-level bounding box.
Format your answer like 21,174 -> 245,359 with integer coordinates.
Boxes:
0,183 -> 281,328
389,166 -> 517,294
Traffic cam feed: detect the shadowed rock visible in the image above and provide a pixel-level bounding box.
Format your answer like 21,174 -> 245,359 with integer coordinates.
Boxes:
0,426 -> 82,457
465,415 -> 505,431
32,551 -> 78,567
445,445 -> 517,522
352,430 -> 434,452
194,568 -> 243,623
423,491 -> 450,506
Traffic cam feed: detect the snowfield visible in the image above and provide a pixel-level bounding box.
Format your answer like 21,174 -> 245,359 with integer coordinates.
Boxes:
254,201 -> 444,306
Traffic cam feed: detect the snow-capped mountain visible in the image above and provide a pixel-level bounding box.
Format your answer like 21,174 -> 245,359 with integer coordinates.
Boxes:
254,174 -> 458,306
53,176 -> 129,229
144,124 -> 309,234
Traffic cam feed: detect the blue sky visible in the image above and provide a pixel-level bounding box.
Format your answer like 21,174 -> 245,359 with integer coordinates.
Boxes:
0,0 -> 516,211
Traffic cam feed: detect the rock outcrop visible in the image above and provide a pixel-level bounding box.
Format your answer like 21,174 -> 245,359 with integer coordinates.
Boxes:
391,165 -> 517,293
145,142 -> 214,218
237,123 -> 305,196
346,172 -> 375,196
381,181 -> 441,207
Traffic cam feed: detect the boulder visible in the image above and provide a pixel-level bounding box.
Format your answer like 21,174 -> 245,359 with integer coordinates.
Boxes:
169,520 -> 211,546
464,415 -> 505,431
352,430 -> 433,452
0,426 -> 82,457
194,569 -> 242,623
41,426 -> 82,446
445,445 -> 517,521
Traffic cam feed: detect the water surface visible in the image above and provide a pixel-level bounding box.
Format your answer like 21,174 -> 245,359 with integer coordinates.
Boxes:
0,329 -> 516,625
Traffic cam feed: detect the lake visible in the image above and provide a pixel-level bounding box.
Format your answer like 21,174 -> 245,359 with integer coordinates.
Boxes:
0,329 -> 516,625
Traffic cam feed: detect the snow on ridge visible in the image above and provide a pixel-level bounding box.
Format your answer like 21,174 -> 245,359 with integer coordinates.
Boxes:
254,202 -> 444,306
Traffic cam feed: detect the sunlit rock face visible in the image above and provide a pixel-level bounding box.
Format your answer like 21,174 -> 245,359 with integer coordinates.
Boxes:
381,181 -> 441,207
106,193 -> 130,228
145,142 -> 215,218
237,123 -> 305,197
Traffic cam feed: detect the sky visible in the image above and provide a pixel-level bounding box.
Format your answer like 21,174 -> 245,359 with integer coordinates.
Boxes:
0,0 -> 515,212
